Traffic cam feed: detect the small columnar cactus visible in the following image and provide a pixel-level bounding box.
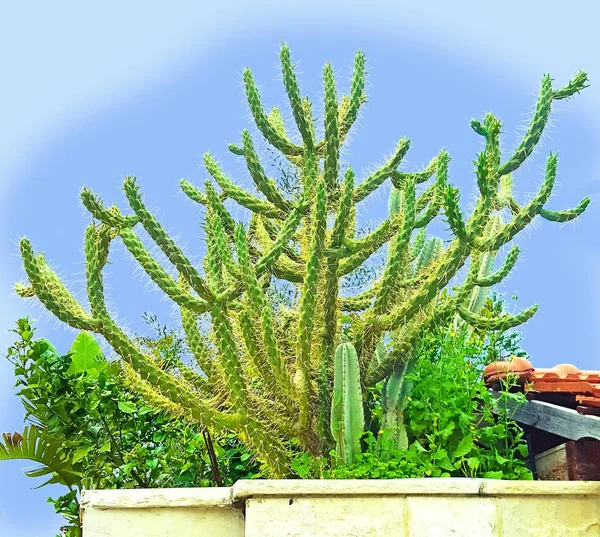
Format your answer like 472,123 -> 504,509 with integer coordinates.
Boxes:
16,44 -> 590,475
330,342 -> 364,465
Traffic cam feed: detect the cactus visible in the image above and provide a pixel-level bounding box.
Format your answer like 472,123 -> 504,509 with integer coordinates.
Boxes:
15,44 -> 590,474
331,342 -> 364,465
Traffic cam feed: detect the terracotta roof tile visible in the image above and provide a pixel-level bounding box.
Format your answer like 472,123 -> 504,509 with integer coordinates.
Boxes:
483,359 -> 600,407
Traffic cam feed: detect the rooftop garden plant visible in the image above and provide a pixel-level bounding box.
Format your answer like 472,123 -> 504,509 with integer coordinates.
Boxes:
1,317 -> 259,537
292,312 -> 533,480
14,44 -> 589,476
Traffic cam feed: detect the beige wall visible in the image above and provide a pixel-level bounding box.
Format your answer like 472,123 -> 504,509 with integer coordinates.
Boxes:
81,488 -> 244,537
83,479 -> 600,537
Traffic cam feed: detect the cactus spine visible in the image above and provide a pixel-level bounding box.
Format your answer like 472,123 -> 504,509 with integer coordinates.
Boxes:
16,44 -> 590,473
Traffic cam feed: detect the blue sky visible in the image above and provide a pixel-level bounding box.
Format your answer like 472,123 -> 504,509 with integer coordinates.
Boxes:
1,1 -> 599,534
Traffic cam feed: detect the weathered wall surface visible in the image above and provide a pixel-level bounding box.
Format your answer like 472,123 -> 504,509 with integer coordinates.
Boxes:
81,488 -> 244,537
82,479 -> 600,537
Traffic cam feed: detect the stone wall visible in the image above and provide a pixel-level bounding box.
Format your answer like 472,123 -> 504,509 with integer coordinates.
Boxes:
82,479 -> 600,536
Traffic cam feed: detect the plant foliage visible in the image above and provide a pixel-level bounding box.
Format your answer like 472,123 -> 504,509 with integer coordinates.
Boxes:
2,318 -> 259,537
14,45 -> 589,474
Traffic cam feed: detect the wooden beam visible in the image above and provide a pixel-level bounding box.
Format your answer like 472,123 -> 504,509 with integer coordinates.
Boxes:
490,390 -> 600,441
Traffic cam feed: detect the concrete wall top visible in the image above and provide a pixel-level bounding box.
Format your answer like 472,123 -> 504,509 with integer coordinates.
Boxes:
232,478 -> 600,499
82,479 -> 600,509
82,486 -> 235,509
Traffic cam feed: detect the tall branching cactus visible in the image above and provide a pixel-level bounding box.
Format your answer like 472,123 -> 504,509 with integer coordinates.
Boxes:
16,44 -> 590,475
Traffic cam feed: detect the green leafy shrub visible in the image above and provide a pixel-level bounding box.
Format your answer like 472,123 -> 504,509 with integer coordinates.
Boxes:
2,318 -> 259,537
290,322 -> 532,480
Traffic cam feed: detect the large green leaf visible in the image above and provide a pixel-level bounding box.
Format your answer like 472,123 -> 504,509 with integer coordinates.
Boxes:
0,426 -> 81,488
453,434 -> 474,459
67,332 -> 104,375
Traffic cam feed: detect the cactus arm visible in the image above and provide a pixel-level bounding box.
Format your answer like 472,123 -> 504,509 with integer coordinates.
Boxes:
216,202 -> 308,304
504,196 -> 522,216
205,205 -> 240,279
388,185 -> 404,215
460,215 -> 504,318
81,188 -> 139,228
411,150 -> 448,230
258,216 -> 303,265
268,106 -> 288,139
82,193 -> 211,315
496,72 -> 588,176
413,192 -> 441,229
330,342 -> 364,465
482,152 -> 559,250
119,228 -> 210,313
180,178 -> 229,209
466,251 -> 496,317
494,174 -> 515,211
240,130 -> 293,212
108,319 -> 243,431
358,180 -> 417,369
122,363 -> 191,420
194,281 -> 297,471
14,282 -> 35,298
317,167 -> 354,443
203,154 -> 285,219
235,224 -> 296,399
391,153 -> 439,188
251,197 -> 308,276
315,50 -> 367,154
410,228 -> 427,260
339,179 -> 412,273
227,143 -> 244,156
209,301 -> 247,408
270,259 -> 304,283
262,299 -> 295,393
340,282 -> 380,308
470,118 -> 487,137
353,138 -> 411,203
177,364 -> 214,396
376,240 -> 470,332
323,62 -> 340,192
457,304 -> 538,331
340,212 -> 401,259
415,183 -> 436,213
465,157 -> 496,240
241,422 -> 292,478
242,66 -> 303,158
444,185 -> 467,241
296,171 -> 327,433
368,296 -> 455,384
84,224 -> 111,319
123,177 -> 214,302
498,75 -> 553,176
373,178 -> 416,315
552,70 -> 589,100
413,237 -> 444,272
539,197 -> 591,222
23,236 -> 239,432
331,168 -> 355,248
475,245 -> 519,287
339,51 -> 367,143
339,295 -> 373,312
192,180 -> 236,238
180,178 -> 210,204
19,239 -> 98,331
236,306 -> 279,391
280,44 -> 315,151
180,314 -> 218,382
